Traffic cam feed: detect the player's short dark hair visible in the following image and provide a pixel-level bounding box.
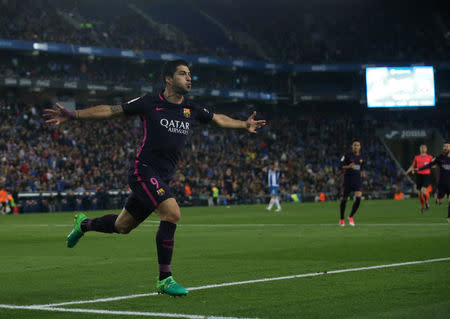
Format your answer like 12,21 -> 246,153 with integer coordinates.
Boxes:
445,141 -> 450,144
352,139 -> 360,144
161,59 -> 189,83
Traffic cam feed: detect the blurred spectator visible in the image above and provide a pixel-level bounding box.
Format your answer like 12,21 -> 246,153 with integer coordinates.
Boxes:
4,98 -> 445,212
1,0 -> 447,64
0,187 -> 14,214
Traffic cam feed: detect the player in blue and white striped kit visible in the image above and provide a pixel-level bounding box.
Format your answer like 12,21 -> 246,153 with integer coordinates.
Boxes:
265,163 -> 281,212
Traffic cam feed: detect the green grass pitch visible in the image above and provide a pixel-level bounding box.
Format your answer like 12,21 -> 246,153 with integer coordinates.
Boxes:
0,199 -> 449,319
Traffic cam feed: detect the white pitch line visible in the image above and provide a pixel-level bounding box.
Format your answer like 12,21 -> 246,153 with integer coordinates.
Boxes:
0,305 -> 258,319
32,256 -> 450,308
34,292 -> 160,307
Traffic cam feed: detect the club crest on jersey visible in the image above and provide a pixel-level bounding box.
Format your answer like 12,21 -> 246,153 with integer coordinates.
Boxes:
183,108 -> 191,118
157,188 -> 165,196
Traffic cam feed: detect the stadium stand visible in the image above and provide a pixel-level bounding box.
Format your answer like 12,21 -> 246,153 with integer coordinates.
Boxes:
1,0 -> 448,63
0,98 -> 405,212
0,0 -> 449,213
0,52 -> 284,92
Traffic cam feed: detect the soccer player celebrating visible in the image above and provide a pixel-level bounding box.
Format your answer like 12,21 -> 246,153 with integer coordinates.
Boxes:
264,163 -> 281,212
416,142 -> 450,222
339,140 -> 365,226
43,59 -> 266,296
405,144 -> 433,213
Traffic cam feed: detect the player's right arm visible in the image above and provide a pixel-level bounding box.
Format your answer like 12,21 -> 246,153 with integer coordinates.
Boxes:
76,104 -> 124,120
342,162 -> 354,169
44,103 -> 124,125
340,154 -> 354,169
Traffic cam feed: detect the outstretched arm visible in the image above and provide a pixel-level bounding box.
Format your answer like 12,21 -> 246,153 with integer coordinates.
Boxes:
417,158 -> 437,172
211,111 -> 266,133
44,103 -> 124,125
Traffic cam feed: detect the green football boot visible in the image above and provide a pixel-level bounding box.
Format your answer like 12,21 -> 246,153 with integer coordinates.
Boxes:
67,213 -> 87,248
156,276 -> 188,296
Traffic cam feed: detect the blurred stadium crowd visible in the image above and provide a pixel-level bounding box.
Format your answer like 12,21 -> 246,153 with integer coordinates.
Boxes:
1,99 -> 405,213
1,0 -> 448,64
0,53 -> 284,93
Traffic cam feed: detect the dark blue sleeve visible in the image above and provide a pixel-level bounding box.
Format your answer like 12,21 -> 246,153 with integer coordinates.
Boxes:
192,103 -> 214,124
418,156 -> 438,171
122,95 -> 147,116
340,154 -> 350,167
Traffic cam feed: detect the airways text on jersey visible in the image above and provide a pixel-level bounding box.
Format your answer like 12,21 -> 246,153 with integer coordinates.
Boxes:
160,118 -> 190,135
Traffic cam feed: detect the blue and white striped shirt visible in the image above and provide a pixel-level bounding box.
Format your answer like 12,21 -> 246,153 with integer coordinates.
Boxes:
267,169 -> 280,187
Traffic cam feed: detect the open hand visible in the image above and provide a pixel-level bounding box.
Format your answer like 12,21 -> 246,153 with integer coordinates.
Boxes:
43,103 -> 76,125
245,111 -> 266,133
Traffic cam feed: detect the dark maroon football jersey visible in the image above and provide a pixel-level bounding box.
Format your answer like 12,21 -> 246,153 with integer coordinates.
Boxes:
122,93 -> 213,178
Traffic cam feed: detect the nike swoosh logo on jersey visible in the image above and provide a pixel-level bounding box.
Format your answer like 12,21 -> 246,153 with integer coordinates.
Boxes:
156,107 -> 165,111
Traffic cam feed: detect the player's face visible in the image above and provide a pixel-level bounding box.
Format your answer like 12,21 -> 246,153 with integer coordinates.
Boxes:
170,65 -> 192,95
420,145 -> 427,154
443,143 -> 450,155
352,142 -> 361,154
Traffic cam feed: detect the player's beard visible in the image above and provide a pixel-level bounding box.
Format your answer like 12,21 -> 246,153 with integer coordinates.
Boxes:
174,82 -> 190,95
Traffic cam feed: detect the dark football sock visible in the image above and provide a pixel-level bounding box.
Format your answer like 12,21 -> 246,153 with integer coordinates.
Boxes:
340,200 -> 347,219
156,221 -> 177,280
350,197 -> 361,217
81,214 -> 118,233
448,203 -> 450,218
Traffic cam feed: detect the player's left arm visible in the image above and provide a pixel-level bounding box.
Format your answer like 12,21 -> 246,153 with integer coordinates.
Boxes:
430,155 -> 437,168
417,157 -> 437,172
360,158 -> 366,178
211,111 -> 266,133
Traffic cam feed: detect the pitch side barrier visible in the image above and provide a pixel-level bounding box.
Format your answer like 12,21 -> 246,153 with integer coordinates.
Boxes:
11,189 -> 408,214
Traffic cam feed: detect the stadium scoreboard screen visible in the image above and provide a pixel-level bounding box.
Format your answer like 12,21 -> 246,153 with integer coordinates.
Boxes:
366,66 -> 435,108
